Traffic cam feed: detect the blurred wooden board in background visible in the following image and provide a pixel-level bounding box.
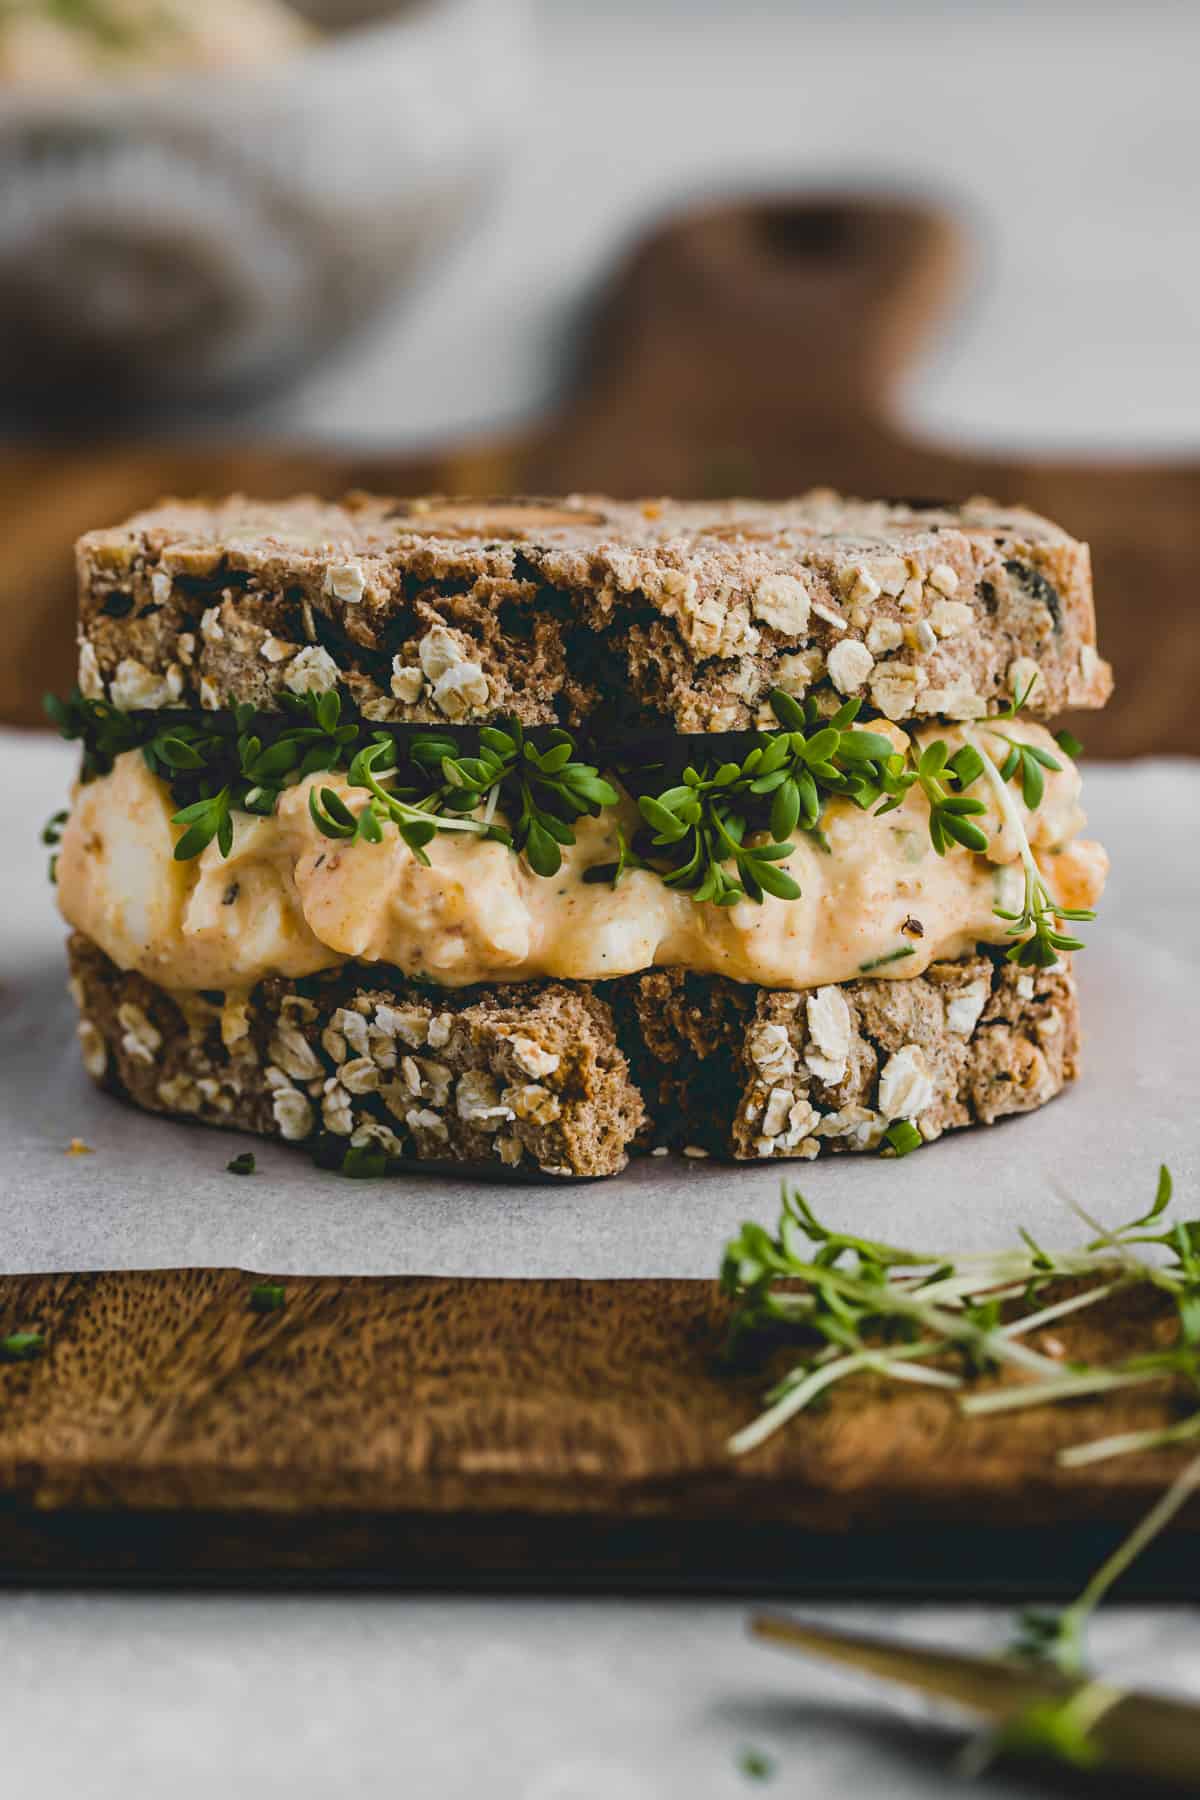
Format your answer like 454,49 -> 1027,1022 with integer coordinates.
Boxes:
1,196 -> 1196,756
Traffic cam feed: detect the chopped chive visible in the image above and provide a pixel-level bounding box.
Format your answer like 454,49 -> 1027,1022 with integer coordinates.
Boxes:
340,1143 -> 389,1180
859,946 -> 916,972
883,1120 -> 923,1157
249,1283 -> 285,1313
1,1332 -> 45,1362
226,1151 -> 256,1176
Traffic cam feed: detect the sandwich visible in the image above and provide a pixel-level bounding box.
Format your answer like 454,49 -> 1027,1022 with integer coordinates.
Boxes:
49,492 -> 1111,1178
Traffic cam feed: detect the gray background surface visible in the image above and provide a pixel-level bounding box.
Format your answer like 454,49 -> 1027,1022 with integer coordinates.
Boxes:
268,0 -> 1200,459
4,2 -> 1200,1795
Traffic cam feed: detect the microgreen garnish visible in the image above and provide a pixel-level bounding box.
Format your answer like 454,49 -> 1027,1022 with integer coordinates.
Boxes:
1014,1448 -> 1200,1680
964,724 -> 1094,968
46,687 -> 619,884
581,822 -> 644,888
633,765 -> 803,906
722,1165 -> 1197,1460
881,736 -> 990,854
994,670 -> 1042,722
986,730 -> 1062,812
310,722 -> 618,879
308,1138 -> 402,1178
226,1152 -> 256,1176
0,1332 -> 45,1362
171,787 -> 233,860
45,689 -> 141,775
308,743 -> 449,866
726,1168 -> 1200,1772
44,679 -> 1098,952
976,1682 -> 1112,1774
249,1283 -> 285,1313
610,691 -> 907,906
46,686 -> 359,861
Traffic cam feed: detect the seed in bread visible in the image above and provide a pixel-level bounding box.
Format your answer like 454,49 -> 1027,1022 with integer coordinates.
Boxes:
75,491 -> 1111,734
68,934 -> 1080,1177
622,955 -> 1079,1159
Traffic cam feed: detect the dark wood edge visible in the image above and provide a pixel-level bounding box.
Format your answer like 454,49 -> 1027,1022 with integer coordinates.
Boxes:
1,1504 -> 1196,1599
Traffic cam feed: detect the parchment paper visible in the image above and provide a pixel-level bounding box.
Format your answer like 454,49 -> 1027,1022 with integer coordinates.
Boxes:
2,730 -> 1195,1276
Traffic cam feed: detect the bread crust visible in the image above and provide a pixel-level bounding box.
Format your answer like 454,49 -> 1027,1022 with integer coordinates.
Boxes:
75,491 -> 1110,734
67,934 -> 1079,1178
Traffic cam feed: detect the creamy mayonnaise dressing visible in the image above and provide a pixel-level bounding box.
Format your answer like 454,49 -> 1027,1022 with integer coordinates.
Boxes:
56,720 -> 1107,995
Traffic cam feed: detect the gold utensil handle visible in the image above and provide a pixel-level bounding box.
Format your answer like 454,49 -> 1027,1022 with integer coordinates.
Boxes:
752,1614 -> 1200,1788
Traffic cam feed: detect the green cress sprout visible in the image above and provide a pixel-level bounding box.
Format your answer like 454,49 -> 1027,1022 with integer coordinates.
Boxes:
723,1166 -> 1200,1773
44,677 -> 1095,962
310,722 -> 618,880
722,1166 -> 1198,1465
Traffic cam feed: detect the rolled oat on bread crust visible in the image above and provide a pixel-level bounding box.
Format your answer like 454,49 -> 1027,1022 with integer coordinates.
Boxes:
68,934 -> 1080,1179
75,491 -> 1111,735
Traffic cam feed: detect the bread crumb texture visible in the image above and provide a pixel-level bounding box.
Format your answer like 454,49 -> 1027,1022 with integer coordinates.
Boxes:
76,492 -> 1111,734
68,934 -> 1079,1179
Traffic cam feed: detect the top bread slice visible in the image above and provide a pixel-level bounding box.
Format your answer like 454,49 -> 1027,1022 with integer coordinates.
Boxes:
75,491 -> 1111,733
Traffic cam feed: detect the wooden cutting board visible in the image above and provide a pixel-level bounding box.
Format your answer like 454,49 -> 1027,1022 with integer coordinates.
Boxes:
0,1270 -> 1195,1588
2,193 -> 1198,756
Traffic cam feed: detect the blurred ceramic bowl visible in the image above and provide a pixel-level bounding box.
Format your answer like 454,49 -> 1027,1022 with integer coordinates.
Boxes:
0,0 -> 530,408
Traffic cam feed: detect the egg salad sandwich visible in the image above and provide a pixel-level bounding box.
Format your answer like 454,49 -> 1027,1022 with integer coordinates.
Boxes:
49,492 -> 1110,1178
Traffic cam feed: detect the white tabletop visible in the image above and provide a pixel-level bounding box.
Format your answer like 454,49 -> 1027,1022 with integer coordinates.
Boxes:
5,1593 -> 1198,1798
5,4 -> 1200,1795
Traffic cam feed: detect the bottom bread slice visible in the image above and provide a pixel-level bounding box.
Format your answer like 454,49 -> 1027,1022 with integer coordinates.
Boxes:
67,933 -> 1080,1179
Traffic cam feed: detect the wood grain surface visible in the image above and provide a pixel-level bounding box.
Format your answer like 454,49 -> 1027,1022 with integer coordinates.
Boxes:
1,1270 -> 1196,1585
1,194 -> 1197,755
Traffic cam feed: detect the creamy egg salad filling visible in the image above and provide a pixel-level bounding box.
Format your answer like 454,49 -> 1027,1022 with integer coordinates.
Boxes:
57,718 -> 1107,998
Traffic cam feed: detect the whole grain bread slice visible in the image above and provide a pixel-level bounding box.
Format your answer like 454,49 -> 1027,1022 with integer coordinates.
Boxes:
75,491 -> 1110,735
68,934 -> 1079,1177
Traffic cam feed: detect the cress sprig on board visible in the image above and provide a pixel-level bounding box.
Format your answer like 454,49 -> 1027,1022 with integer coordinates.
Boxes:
718,1164 -> 1200,1775
721,1166 -> 1199,1462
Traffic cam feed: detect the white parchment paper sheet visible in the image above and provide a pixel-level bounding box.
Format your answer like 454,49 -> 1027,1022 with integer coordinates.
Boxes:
2,730 -> 1195,1275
